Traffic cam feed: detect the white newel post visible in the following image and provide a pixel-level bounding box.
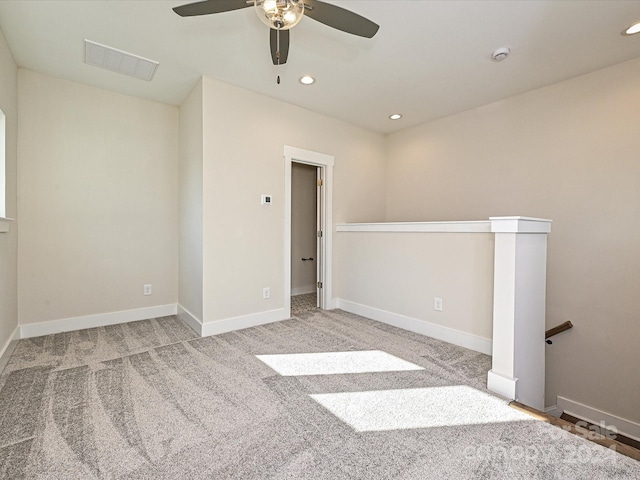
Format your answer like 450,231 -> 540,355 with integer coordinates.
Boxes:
487,216 -> 552,411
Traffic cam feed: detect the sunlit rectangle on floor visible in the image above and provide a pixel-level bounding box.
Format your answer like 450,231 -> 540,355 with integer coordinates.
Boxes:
256,350 -> 424,376
310,385 -> 533,432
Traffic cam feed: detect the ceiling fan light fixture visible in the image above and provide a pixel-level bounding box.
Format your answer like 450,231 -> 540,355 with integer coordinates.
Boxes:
283,10 -> 298,23
263,0 -> 277,13
255,0 -> 305,30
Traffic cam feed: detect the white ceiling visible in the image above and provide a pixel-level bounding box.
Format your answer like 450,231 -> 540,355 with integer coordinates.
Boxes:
1,1 -> 639,134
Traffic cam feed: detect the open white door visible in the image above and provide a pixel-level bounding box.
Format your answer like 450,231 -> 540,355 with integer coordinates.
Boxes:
316,168 -> 324,309
284,145 -> 334,318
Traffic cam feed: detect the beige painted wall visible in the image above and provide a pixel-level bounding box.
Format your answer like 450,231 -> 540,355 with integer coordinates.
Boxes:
291,163 -> 317,294
385,57 -> 640,422
200,76 -> 386,323
0,28 -> 18,348
336,231 -> 495,340
17,70 -> 179,325
178,79 -> 204,321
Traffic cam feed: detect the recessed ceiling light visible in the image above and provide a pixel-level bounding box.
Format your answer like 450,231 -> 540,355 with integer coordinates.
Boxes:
389,114 -> 402,120
623,21 -> 640,35
299,75 -> 315,85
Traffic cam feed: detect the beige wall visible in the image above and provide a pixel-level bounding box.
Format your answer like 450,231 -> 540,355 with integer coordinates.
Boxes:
0,28 -> 17,348
291,163 -> 317,294
200,76 -> 386,323
385,57 -> 640,422
17,70 -> 179,324
178,79 -> 204,321
336,231 -> 495,341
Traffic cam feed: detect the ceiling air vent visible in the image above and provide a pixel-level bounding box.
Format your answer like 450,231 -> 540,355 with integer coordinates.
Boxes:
84,40 -> 159,81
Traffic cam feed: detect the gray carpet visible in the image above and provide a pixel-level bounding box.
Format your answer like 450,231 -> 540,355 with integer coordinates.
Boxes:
291,293 -> 317,315
1,310 -> 638,479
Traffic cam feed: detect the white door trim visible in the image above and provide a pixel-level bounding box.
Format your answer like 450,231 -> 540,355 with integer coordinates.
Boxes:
316,166 -> 324,309
284,145 -> 335,318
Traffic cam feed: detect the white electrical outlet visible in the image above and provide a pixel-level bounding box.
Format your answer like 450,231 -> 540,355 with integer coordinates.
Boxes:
263,287 -> 270,299
144,284 -> 152,296
434,297 -> 443,311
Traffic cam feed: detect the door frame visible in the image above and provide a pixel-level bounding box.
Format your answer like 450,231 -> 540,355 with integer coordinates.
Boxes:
284,145 -> 335,318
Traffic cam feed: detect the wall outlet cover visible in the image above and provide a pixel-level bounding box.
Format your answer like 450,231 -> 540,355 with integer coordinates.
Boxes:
434,297 -> 443,311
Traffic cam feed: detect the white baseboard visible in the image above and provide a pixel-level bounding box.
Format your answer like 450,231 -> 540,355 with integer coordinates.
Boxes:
487,370 -> 517,400
201,308 -> 287,337
0,326 -> 20,374
324,297 -> 338,310
20,304 -> 178,339
336,299 -> 492,355
177,304 -> 203,336
557,396 -> 640,442
291,285 -> 316,296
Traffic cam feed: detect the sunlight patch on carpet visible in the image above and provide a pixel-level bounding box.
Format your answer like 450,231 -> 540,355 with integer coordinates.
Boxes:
310,385 -> 534,432
256,350 -> 424,376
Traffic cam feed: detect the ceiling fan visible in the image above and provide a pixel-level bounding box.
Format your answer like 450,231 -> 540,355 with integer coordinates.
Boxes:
173,0 -> 379,66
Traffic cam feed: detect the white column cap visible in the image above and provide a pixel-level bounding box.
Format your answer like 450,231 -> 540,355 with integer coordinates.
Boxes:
490,216 -> 552,233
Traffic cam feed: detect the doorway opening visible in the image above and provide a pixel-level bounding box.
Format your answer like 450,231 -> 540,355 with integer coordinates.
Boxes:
284,145 -> 334,319
291,163 -> 320,314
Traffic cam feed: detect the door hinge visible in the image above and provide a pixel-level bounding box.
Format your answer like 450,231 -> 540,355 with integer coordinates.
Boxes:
317,230 -> 323,238
317,179 -> 323,186
317,281 -> 323,289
